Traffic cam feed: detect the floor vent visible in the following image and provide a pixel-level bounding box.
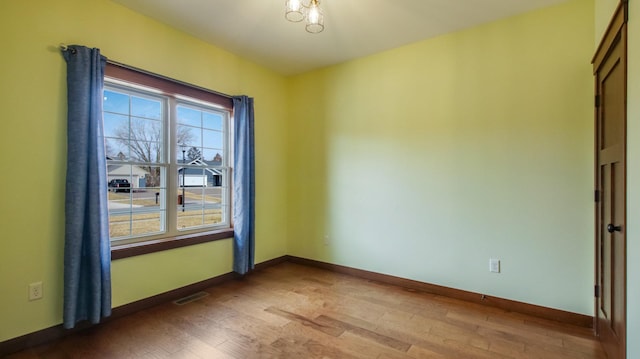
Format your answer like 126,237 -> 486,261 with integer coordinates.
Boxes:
173,291 -> 209,306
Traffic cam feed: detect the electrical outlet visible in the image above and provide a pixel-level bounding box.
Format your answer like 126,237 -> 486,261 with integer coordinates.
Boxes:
29,282 -> 43,301
489,258 -> 500,273
323,235 -> 330,246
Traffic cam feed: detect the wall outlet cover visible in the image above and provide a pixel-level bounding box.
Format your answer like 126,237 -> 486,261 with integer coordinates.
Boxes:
29,282 -> 43,301
489,258 -> 500,273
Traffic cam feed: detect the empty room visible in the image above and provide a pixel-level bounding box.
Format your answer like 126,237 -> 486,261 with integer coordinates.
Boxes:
1,0 -> 639,358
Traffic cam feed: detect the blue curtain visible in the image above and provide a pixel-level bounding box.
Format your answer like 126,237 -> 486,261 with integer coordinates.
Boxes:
232,96 -> 256,275
62,45 -> 111,329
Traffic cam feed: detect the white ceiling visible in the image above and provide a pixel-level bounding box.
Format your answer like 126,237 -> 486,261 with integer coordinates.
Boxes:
110,0 -> 570,76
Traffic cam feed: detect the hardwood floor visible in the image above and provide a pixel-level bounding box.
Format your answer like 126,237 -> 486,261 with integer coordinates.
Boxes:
6,262 -> 606,358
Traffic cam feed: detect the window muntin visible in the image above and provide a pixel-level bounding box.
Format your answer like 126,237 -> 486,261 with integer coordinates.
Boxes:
104,81 -> 231,244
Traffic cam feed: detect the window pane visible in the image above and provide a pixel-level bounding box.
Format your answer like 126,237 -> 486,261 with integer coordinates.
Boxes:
126,140 -> 162,164
203,129 -> 223,151
177,168 -> 224,230
176,126 -> 200,152
130,118 -> 162,141
106,138 -> 130,160
204,203 -> 226,226
127,118 -> 163,163
190,146 -> 205,161
104,113 -> 129,139
130,211 -> 163,237
103,90 -> 130,115
177,147 -> 205,164
203,112 -> 222,130
131,96 -> 161,120
203,150 -> 222,163
141,166 -> 164,189
177,106 -> 201,127
177,125 -> 201,149
109,212 -> 132,239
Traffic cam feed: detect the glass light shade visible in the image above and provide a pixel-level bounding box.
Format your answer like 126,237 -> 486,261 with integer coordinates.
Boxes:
305,2 -> 324,33
285,0 -> 305,22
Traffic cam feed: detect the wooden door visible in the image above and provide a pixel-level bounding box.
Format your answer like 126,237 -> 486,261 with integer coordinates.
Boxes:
593,3 -> 627,359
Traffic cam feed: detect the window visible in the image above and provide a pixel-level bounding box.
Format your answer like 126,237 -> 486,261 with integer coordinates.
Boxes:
103,63 -> 233,251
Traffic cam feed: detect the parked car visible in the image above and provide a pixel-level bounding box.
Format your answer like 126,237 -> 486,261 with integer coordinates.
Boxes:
108,179 -> 131,193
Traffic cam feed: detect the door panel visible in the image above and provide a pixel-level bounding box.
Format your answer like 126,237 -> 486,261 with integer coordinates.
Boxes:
593,4 -> 626,359
599,165 -> 611,319
602,64 -> 624,149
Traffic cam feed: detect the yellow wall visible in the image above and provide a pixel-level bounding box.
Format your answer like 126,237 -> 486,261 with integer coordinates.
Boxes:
287,0 -> 595,315
0,0 -> 288,341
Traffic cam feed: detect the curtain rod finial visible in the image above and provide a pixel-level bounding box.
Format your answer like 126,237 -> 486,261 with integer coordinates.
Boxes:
59,43 -> 77,54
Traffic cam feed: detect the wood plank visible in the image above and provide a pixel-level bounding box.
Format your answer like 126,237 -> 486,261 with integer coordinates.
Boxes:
315,315 -> 412,352
264,307 -> 345,337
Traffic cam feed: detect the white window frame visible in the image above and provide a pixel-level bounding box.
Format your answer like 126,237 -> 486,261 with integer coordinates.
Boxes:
103,68 -> 233,249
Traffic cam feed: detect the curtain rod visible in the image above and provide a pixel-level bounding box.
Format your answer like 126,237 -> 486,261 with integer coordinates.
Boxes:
58,43 -> 233,100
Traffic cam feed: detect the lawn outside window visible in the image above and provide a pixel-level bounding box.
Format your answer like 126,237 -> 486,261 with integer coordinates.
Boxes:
103,63 -> 234,257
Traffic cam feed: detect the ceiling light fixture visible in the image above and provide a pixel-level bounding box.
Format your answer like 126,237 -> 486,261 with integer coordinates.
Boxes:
285,0 -> 324,34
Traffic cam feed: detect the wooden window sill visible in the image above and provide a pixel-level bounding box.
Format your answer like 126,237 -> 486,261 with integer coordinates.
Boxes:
111,229 -> 234,260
